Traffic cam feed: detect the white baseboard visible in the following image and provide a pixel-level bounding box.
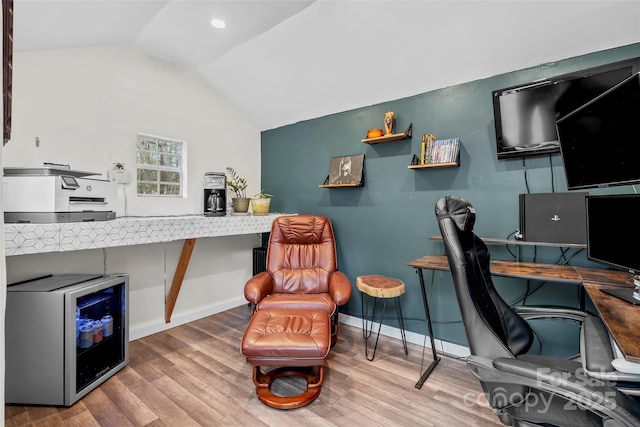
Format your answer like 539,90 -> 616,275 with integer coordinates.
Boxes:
129,296 -> 248,341
339,313 -> 470,359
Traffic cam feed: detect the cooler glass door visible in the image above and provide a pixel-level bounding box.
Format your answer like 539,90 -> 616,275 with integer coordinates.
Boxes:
64,274 -> 129,405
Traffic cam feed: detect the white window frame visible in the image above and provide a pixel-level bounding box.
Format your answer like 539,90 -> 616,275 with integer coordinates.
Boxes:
136,133 -> 187,197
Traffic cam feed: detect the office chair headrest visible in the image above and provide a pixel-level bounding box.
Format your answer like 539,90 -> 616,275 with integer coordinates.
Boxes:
435,195 -> 476,232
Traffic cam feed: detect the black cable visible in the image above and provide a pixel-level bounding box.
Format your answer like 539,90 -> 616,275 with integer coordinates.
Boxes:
513,247 -> 586,306
560,248 -> 584,265
523,279 -> 531,305
549,154 -> 555,192
504,231 -> 518,260
512,281 -> 547,305
558,247 -> 569,264
522,156 -> 530,193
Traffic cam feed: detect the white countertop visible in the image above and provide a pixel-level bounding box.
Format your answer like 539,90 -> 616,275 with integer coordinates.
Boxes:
4,213 -> 288,256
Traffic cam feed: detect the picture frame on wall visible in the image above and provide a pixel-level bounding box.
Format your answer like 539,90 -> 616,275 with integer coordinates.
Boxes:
328,154 -> 364,185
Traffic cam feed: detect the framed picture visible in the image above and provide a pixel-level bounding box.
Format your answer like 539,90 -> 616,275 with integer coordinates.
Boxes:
328,154 -> 364,185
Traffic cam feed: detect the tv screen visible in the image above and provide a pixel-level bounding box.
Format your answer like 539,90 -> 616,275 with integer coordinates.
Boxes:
493,62 -> 635,160
557,72 -> 640,190
586,194 -> 640,274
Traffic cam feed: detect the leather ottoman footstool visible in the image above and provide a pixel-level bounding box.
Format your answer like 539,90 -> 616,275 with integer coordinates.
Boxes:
241,307 -> 331,409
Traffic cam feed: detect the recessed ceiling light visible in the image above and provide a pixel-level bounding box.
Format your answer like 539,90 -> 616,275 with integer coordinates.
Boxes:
210,18 -> 226,29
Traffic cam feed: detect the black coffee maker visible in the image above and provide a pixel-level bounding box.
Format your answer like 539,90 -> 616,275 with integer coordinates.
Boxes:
203,172 -> 226,216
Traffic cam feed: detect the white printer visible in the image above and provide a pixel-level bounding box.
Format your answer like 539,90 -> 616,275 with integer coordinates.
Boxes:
3,165 -> 117,223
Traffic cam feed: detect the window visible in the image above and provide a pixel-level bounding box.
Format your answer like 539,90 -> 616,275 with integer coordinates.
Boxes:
136,133 -> 185,196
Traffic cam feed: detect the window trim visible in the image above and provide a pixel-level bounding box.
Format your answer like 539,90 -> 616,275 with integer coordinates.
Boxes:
136,132 -> 187,197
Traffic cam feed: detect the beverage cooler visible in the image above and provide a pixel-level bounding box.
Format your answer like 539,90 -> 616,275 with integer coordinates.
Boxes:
6,274 -> 129,406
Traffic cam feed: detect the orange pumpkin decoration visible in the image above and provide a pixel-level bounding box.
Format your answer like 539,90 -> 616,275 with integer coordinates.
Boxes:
367,129 -> 384,139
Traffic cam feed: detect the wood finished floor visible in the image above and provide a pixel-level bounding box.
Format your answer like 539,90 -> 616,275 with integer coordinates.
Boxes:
5,305 -> 502,426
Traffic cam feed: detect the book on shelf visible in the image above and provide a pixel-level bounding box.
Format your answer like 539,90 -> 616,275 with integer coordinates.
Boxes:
420,134 -> 436,165
422,137 -> 460,165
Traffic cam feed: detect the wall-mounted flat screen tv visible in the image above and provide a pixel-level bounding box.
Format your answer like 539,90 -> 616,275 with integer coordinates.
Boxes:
586,194 -> 640,274
492,59 -> 639,160
557,72 -> 640,190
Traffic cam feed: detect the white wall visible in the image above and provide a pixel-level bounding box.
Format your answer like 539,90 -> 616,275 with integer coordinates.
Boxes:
3,43 -> 264,338
4,42 -> 262,215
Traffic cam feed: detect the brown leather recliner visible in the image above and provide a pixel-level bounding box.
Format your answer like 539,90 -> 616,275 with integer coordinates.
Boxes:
244,214 -> 352,343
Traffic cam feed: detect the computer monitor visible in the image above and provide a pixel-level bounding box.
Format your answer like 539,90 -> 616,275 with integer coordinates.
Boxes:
557,72 -> 640,190
493,58 -> 639,160
587,193 -> 640,303
586,194 -> 640,274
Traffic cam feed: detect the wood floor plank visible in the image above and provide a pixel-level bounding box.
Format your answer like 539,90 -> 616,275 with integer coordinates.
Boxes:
332,388 -> 435,426
157,363 -> 265,427
98,375 -> 159,426
77,387 -> 135,427
5,305 -> 502,427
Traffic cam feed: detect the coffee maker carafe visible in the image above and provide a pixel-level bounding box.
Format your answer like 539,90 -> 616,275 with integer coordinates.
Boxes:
203,172 -> 226,216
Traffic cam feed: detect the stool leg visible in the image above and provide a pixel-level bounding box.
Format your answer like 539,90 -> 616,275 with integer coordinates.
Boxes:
395,296 -> 408,355
361,293 -> 376,341
362,295 -> 386,361
361,293 -> 367,339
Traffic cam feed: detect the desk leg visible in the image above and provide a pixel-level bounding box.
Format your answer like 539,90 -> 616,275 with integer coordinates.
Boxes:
578,285 -> 586,311
414,267 -> 441,389
165,238 -> 197,323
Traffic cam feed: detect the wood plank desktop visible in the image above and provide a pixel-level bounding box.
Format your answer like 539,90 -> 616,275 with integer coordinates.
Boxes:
408,255 -> 632,286
408,255 -> 583,283
584,282 -> 640,364
577,267 -> 633,287
408,254 -> 640,362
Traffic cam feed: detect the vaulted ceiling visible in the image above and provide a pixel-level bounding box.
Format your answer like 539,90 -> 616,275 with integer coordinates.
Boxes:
12,1 -> 640,131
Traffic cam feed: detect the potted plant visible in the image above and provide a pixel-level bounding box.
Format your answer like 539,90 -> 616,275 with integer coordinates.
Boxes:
251,190 -> 273,215
225,167 -> 250,214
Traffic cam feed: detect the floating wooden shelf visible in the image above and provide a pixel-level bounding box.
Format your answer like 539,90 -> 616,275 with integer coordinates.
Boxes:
408,161 -> 459,169
319,183 -> 363,188
362,123 -> 412,144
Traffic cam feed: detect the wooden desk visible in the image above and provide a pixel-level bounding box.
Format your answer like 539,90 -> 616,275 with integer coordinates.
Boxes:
407,255 -> 581,388
407,254 -> 637,385
584,282 -> 640,363
409,255 -> 583,283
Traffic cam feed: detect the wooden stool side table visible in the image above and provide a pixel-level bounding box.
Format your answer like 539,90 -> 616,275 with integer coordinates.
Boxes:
356,275 -> 408,361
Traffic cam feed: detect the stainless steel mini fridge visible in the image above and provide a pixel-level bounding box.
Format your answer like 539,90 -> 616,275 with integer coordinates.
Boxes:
6,274 -> 129,406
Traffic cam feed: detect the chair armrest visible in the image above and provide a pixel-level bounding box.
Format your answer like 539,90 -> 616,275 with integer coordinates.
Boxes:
329,271 -> 352,306
244,271 -> 273,305
514,305 -> 588,323
467,355 -> 640,426
517,352 -> 582,373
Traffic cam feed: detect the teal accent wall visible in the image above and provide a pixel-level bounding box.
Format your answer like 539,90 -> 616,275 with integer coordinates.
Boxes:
261,44 -> 640,356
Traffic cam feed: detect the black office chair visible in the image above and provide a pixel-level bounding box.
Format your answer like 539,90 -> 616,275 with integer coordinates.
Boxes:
435,195 -> 640,427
